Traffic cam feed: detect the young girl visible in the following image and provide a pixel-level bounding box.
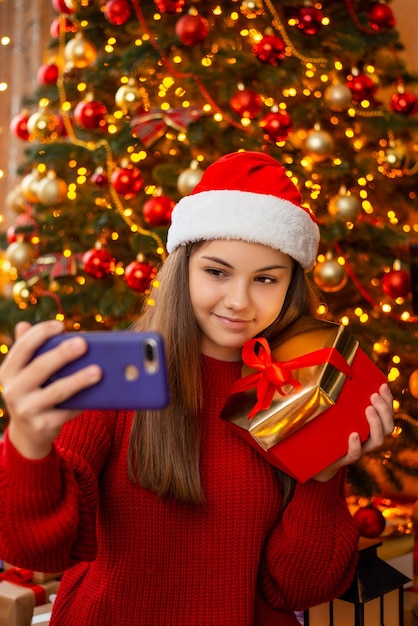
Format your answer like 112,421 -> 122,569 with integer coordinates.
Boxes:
0,151 -> 394,626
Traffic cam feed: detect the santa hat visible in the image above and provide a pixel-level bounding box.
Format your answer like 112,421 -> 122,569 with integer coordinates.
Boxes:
166,151 -> 320,270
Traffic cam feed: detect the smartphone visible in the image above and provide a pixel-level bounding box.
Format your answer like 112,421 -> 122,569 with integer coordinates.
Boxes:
34,331 -> 169,410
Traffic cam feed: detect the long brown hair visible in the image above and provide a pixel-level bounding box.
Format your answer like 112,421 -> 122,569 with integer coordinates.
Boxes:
128,243 -> 323,504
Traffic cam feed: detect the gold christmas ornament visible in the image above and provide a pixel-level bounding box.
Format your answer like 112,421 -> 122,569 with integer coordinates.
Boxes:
328,187 -> 360,221
6,241 -> 34,271
21,169 -> 43,204
177,161 -> 204,196
313,254 -> 348,292
37,172 -> 68,206
27,110 -> 59,142
12,280 -> 31,305
115,80 -> 144,116
324,83 -> 352,112
304,127 -> 335,162
0,250 -> 13,298
385,139 -> 407,170
409,369 -> 418,399
6,186 -> 28,214
240,0 -> 264,19
65,0 -> 95,8
65,33 -> 97,69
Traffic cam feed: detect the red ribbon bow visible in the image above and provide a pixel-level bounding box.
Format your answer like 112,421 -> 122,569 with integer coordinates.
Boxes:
0,567 -> 47,605
130,106 -> 203,146
231,337 -> 352,419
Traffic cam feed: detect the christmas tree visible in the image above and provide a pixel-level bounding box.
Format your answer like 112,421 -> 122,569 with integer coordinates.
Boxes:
1,0 -> 418,497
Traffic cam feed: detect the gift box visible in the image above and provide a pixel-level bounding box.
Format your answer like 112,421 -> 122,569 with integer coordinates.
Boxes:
220,318 -> 387,482
0,567 -> 60,626
4,562 -> 62,584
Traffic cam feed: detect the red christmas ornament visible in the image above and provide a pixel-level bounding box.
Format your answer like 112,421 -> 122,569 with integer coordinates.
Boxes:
175,14 -> 209,46
10,112 -> 30,140
74,99 -> 108,130
104,0 -> 132,25
52,0 -> 75,14
390,90 -> 418,116
6,215 -> 36,243
154,0 -> 185,13
368,2 -> 395,30
260,111 -> 292,142
37,63 -> 59,86
111,165 -> 143,199
353,504 -> 386,538
50,17 -> 76,38
252,34 -> 286,65
382,268 -> 411,298
346,73 -> 377,103
297,6 -> 323,35
143,196 -> 175,227
230,88 -> 262,119
125,260 -> 157,292
91,168 -> 108,187
82,248 -> 115,279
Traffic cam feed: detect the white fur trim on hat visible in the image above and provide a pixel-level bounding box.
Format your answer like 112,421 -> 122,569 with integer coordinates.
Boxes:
166,189 -> 320,270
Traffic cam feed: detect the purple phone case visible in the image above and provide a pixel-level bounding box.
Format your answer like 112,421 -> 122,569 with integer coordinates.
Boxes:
35,331 -> 169,410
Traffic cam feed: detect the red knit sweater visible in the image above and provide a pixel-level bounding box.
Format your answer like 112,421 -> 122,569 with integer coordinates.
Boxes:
0,356 -> 358,626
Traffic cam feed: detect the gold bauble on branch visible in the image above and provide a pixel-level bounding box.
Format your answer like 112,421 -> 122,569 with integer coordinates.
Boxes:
313,254 -> 348,293
20,169 -> 43,204
385,139 -> 407,170
409,369 -> 418,400
37,172 -> 68,206
304,126 -> 335,162
240,0 -> 264,18
177,161 -> 204,196
328,186 -> 361,221
65,32 -> 97,69
324,83 -> 353,112
12,280 -> 31,306
115,80 -> 144,116
6,241 -> 34,272
6,186 -> 29,214
0,250 -> 13,298
27,109 -> 59,142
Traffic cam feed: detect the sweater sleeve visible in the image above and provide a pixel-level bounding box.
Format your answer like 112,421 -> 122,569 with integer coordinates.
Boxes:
0,410 -> 118,573
258,470 -> 359,612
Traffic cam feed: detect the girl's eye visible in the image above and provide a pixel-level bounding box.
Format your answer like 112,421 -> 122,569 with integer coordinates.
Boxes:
256,275 -> 277,284
205,267 -> 227,278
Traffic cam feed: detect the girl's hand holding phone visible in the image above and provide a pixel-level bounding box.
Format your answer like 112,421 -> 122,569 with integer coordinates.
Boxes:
0,320 -> 102,460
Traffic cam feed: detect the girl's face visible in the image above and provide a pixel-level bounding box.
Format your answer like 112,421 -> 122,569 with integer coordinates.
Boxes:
188,239 -> 293,361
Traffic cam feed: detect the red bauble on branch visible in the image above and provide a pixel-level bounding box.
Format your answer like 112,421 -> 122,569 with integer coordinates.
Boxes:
125,260 -> 157,292
37,63 -> 59,86
52,0 -> 75,13
111,165 -> 143,199
50,16 -> 76,38
154,0 -> 185,13
252,34 -> 286,65
104,0 -> 132,25
230,88 -> 262,119
10,112 -> 30,140
353,504 -> 386,538
83,247 -> 115,279
382,268 -> 411,298
297,6 -> 323,35
175,14 -> 209,46
74,99 -> 108,130
390,90 -> 418,116
143,196 -> 175,227
91,167 -> 108,188
346,73 -> 377,103
260,111 -> 292,142
368,2 -> 395,30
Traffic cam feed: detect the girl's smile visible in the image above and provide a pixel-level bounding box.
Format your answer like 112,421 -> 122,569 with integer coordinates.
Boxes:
188,239 -> 293,361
